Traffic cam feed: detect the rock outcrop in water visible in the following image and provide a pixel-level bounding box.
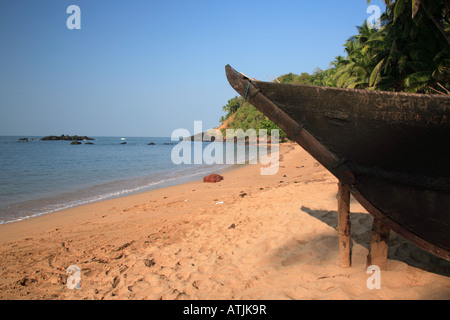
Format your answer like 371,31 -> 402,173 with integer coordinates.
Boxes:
41,135 -> 95,141
183,132 -> 216,142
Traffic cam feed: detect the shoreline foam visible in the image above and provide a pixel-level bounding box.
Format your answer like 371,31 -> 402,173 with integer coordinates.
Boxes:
0,161 -> 238,226
0,137 -> 264,225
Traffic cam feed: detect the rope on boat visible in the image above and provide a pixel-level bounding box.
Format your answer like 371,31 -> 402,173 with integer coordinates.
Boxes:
244,81 -> 252,101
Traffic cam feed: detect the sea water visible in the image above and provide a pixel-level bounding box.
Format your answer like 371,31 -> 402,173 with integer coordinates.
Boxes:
0,136 -> 265,224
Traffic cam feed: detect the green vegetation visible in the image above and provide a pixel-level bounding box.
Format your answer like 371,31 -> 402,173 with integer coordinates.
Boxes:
278,0 -> 450,93
220,96 -> 289,141
220,0 -> 449,138
220,96 -> 241,123
333,0 -> 449,93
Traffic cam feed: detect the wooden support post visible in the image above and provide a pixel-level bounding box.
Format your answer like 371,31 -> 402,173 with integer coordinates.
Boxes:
367,218 -> 391,271
337,181 -> 351,268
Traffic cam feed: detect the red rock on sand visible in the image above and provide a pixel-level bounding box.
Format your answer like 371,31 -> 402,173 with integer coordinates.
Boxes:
203,174 -> 224,183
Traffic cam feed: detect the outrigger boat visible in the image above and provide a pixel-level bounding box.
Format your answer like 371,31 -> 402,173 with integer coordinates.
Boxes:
225,64 -> 450,261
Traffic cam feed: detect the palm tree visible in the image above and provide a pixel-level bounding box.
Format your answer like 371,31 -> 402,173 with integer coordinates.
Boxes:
333,21 -> 379,89
411,0 -> 450,46
346,0 -> 450,93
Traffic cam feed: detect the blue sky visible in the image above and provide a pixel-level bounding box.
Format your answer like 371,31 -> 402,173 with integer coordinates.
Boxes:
0,0 -> 386,137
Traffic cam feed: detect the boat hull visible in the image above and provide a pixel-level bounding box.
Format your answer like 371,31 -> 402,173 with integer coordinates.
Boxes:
225,65 -> 450,260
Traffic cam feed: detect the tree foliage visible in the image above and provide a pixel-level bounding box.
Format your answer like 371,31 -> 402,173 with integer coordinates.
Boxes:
275,0 -> 449,93
336,0 -> 449,93
219,0 -> 449,140
220,96 -> 289,140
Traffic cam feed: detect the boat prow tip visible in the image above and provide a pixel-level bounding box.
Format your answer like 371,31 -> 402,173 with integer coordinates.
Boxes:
225,65 -> 251,81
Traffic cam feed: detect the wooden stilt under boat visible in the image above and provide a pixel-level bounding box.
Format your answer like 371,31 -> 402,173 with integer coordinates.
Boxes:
337,182 -> 351,268
367,218 -> 391,271
225,65 -> 450,262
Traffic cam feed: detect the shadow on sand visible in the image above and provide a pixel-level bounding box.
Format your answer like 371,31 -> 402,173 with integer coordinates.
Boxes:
301,206 -> 450,277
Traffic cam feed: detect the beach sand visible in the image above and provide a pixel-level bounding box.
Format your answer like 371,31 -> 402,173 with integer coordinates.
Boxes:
0,143 -> 449,300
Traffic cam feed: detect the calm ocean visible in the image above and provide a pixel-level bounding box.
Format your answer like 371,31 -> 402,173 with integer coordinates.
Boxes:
0,136 -> 259,224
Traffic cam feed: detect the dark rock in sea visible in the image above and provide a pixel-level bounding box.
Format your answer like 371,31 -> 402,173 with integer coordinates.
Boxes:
18,138 -> 29,142
183,132 -> 216,142
70,141 -> 82,145
203,174 -> 224,183
41,135 -> 95,141
85,142 -> 94,145
120,142 -> 127,145
147,142 -> 155,145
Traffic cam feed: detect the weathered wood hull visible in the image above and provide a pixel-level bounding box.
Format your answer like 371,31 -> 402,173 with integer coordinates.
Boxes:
225,65 -> 450,260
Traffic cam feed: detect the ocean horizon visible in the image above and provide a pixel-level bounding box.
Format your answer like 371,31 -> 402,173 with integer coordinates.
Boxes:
0,136 -> 267,225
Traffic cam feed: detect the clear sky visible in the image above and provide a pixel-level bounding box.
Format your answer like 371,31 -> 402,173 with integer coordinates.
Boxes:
0,0 -> 386,137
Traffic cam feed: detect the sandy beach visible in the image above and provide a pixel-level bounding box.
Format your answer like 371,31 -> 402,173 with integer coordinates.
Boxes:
0,143 -> 449,300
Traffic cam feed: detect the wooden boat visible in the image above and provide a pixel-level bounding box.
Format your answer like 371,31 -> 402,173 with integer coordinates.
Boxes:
225,64 -> 450,261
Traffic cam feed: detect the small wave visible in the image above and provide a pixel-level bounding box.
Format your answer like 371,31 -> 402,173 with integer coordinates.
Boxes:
0,137 -> 266,225
0,163 -> 235,225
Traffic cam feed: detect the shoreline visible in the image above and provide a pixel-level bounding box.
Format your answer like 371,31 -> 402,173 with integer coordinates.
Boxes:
0,142 -> 449,300
0,137 -> 267,226
0,152 -> 251,242
0,141 -> 284,243
0,158 -> 240,227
